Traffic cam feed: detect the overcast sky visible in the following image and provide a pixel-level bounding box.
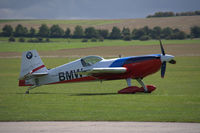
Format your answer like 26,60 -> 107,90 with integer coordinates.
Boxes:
0,0 -> 199,19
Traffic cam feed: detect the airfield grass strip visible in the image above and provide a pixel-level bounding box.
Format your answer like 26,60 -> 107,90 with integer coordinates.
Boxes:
0,38 -> 200,52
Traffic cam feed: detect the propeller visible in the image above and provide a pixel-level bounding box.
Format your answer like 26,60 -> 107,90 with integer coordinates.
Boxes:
160,40 -> 165,56
159,40 -> 176,78
161,60 -> 166,78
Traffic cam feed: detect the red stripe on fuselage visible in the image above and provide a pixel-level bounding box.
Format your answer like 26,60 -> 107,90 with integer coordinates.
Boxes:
31,65 -> 45,73
19,76 -> 96,86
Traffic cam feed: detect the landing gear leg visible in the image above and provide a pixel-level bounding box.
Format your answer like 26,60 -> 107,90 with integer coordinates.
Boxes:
25,90 -> 29,94
25,86 -> 36,94
136,78 -> 148,93
126,78 -> 132,87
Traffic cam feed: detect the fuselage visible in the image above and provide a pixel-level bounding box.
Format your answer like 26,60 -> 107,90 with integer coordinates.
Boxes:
19,54 -> 164,87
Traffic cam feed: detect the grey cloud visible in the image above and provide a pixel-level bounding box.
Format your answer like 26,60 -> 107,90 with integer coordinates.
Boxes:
0,0 -> 199,19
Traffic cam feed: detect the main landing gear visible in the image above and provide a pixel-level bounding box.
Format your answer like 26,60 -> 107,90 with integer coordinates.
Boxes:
118,78 -> 156,94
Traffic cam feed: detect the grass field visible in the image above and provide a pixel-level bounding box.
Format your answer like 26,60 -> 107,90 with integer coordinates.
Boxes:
0,38 -> 200,52
0,56 -> 200,122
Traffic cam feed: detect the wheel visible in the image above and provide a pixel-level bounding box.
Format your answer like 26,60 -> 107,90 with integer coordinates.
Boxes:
25,91 -> 29,94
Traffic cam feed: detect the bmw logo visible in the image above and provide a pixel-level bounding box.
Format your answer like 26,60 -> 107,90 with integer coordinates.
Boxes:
26,51 -> 33,59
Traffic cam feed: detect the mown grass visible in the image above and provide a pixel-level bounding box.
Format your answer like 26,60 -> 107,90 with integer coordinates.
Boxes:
0,56 -> 200,122
0,38 -> 200,52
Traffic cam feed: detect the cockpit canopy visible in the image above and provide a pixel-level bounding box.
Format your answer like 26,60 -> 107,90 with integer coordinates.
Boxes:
81,56 -> 104,67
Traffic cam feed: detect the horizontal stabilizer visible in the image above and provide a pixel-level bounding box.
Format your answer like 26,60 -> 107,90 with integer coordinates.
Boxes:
31,72 -> 48,76
78,67 -> 127,75
19,72 -> 48,80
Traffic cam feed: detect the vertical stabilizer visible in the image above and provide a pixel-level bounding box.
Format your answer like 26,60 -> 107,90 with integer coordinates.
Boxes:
19,50 -> 48,80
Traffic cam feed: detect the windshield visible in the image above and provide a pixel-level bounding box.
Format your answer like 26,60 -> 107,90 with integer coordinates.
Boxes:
81,56 -> 103,67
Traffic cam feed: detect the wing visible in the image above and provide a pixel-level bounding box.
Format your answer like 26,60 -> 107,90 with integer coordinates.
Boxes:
78,67 -> 127,76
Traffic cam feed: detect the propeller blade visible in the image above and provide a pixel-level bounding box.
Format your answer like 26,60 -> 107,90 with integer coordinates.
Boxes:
161,61 -> 166,78
169,59 -> 176,64
159,40 -> 165,55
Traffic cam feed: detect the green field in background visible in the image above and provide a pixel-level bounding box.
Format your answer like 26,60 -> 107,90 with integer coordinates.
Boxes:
0,38 -> 199,52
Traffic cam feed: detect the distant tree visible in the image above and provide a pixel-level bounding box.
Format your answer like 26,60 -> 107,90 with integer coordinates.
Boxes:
131,29 -> 137,39
147,10 -> 200,18
14,24 -> 28,37
29,27 -> 36,37
8,36 -> 15,42
170,31 -> 186,39
37,37 -> 43,42
98,36 -> 104,42
19,37 -> 25,42
132,29 -> 145,40
65,28 -> 71,38
38,24 -> 50,37
175,13 -> 180,16
195,10 -> 200,15
164,28 -> 186,39
2,25 -> 13,37
28,38 -> 44,43
178,11 -> 195,16
173,28 -> 180,33
122,27 -> 131,37
84,27 -> 97,38
142,26 -> 151,35
133,26 -> 152,39
73,25 -> 84,38
191,26 -> 200,38
123,35 -> 132,41
91,38 -> 97,42
97,29 -> 109,39
82,39 -> 88,42
109,26 -> 121,39
50,24 -> 64,38
175,31 -> 186,39
162,27 -> 173,39
151,26 -> 162,39
147,11 -> 175,18
140,35 -> 151,41
131,26 -> 188,40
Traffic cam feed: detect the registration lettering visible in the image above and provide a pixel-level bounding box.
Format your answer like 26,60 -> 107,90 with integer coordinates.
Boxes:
58,69 -> 83,81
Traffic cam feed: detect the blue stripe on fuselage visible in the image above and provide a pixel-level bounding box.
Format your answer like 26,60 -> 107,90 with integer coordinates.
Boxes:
110,56 -> 132,67
110,54 -> 161,67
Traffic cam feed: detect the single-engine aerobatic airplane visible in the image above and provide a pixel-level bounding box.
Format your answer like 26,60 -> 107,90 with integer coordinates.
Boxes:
19,40 -> 176,94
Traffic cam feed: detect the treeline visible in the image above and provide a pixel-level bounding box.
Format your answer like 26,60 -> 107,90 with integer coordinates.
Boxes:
147,10 -> 200,18
1,24 -> 200,41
